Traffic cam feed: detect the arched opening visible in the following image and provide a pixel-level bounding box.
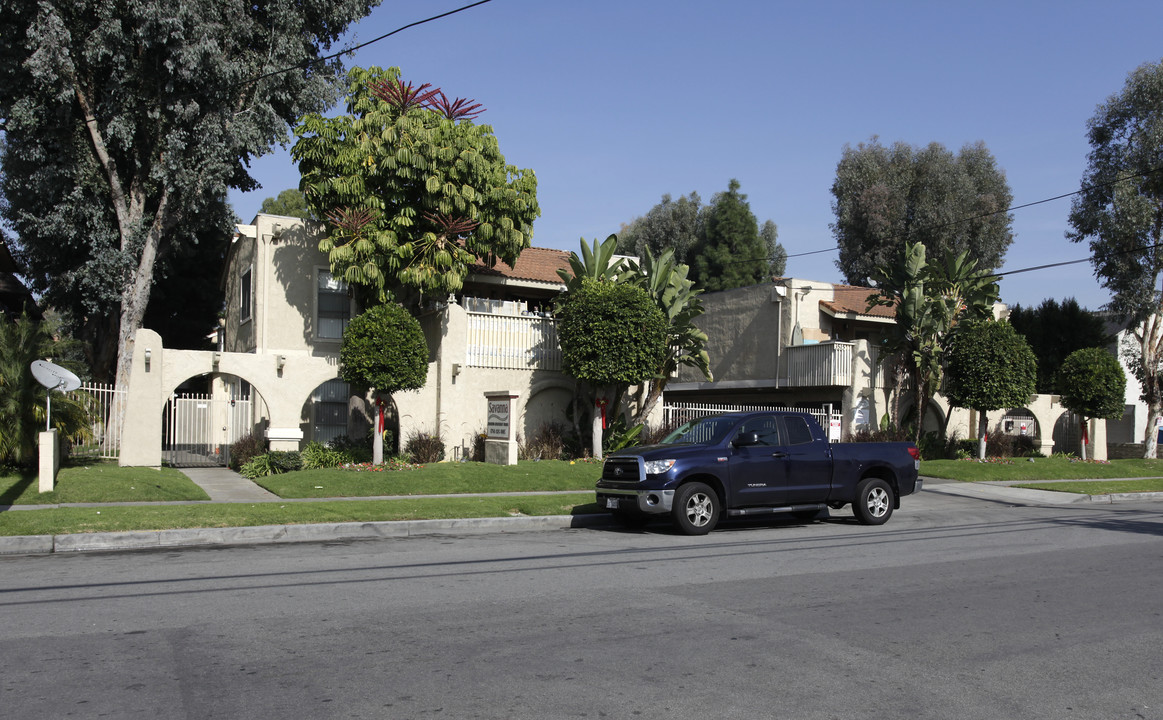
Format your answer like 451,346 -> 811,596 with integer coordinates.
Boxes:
162,372 -> 267,467
1053,411 -> 1084,455
300,378 -> 377,451
995,408 -> 1041,455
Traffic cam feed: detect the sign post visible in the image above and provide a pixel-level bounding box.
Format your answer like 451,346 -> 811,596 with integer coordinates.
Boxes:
484,390 -> 520,465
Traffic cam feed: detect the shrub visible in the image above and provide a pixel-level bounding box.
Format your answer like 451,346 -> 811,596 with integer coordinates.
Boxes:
302,441 -> 344,469
239,454 -> 274,479
520,422 -> 569,460
471,431 -> 487,462
405,429 -> 444,464
229,432 -> 266,471
267,450 -> 302,473
329,434 -> 375,464
847,427 -> 912,443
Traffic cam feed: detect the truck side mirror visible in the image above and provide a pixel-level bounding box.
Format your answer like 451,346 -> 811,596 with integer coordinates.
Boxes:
733,431 -> 761,447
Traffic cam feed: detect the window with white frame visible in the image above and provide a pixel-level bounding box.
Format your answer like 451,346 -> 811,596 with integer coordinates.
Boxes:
239,267 -> 253,323
317,270 -> 350,340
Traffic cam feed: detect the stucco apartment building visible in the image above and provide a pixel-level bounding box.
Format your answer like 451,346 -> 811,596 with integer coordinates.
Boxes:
219,213 -> 577,458
667,279 -> 1133,458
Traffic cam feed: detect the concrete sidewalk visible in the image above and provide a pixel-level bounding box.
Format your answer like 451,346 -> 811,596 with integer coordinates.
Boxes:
3,472 -> 1162,556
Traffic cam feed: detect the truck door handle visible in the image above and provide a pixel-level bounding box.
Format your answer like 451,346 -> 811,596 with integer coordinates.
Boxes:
771,451 -> 788,458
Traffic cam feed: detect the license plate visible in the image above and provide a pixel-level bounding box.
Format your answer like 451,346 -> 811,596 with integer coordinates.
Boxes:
605,497 -> 620,509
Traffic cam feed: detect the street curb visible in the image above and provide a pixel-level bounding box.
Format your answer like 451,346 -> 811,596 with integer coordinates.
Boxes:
922,481 -> 1163,506
0,513 -> 614,556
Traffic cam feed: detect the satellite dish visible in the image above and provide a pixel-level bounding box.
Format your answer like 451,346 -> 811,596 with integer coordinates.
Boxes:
31,360 -> 82,393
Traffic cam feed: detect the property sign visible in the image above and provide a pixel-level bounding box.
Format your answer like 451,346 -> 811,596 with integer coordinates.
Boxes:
486,396 -> 512,440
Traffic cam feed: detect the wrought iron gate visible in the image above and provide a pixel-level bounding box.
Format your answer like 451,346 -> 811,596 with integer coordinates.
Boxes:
163,393 -> 253,467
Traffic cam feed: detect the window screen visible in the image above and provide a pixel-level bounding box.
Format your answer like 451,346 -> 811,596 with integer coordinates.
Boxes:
318,270 -> 350,339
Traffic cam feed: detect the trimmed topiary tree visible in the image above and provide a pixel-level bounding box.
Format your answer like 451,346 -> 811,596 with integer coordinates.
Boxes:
1057,347 -> 1126,460
557,277 -> 668,458
340,303 -> 428,463
943,320 -> 1037,459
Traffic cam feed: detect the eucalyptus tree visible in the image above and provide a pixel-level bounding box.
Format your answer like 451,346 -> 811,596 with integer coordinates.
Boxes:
1067,59 -> 1163,458
832,138 -> 1014,287
0,0 -> 377,392
617,192 -> 703,263
293,66 -> 540,305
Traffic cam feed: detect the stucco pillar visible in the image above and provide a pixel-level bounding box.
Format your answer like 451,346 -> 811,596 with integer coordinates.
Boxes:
39,429 -> 58,492
1089,418 -> 1108,461
120,329 -> 165,467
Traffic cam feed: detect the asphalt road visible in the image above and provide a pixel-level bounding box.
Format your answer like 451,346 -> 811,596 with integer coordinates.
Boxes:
3,490 -> 1162,720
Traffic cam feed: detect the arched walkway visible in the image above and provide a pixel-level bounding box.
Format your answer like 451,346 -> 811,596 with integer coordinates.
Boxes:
120,328 -> 345,467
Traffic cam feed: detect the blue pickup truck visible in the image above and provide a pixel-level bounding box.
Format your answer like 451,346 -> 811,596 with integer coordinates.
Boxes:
595,411 -> 922,535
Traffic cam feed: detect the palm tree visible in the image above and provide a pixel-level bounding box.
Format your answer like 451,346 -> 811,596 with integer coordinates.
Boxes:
0,314 -> 91,467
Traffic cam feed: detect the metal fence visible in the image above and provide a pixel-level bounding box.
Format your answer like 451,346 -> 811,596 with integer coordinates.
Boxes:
163,393 -> 254,467
661,401 -> 843,441
67,383 -> 126,460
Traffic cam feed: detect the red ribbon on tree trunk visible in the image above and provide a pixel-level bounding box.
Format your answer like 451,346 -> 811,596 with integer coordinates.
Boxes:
376,396 -> 385,436
596,398 -> 608,429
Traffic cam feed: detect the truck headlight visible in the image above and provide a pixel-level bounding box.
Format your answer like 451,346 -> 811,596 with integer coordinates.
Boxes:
643,459 -> 676,475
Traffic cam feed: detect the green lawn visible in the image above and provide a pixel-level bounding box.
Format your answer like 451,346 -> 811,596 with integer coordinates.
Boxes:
0,462 -> 210,505
253,459 -> 602,498
920,457 -> 1163,482
0,494 -> 599,537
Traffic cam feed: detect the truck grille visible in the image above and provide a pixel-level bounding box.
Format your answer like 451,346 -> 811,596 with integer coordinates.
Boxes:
601,457 -> 642,483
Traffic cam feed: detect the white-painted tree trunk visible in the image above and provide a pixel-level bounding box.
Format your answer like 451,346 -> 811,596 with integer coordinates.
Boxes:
977,410 -> 988,460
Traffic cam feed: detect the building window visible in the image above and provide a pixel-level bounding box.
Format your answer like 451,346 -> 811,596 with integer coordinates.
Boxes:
240,267 -> 253,323
317,270 -> 350,340
312,378 -> 351,445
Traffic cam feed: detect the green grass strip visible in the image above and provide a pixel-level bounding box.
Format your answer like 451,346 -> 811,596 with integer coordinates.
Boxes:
920,457 -> 1163,482
0,494 -> 600,536
254,458 -> 602,498
0,462 -> 210,505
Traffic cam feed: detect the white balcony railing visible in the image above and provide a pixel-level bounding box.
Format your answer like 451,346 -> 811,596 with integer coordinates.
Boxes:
465,312 -> 561,371
784,341 -> 853,387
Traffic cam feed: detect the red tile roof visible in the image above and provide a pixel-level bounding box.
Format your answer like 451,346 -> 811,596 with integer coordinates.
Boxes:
819,284 -> 897,320
470,246 -> 572,285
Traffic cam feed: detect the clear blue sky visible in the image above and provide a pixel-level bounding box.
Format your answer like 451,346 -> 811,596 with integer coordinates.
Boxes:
228,0 -> 1163,311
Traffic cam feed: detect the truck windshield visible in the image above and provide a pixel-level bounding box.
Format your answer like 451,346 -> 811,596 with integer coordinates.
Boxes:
661,415 -> 736,445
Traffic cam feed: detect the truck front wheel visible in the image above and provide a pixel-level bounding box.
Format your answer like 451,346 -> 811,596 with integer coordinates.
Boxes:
673,482 -> 720,535
853,477 -> 893,525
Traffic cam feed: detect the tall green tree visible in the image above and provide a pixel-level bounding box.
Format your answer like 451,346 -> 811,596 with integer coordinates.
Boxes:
760,220 -> 787,277
293,66 -> 540,305
0,0 -> 377,393
1007,298 -> 1111,394
616,192 -> 703,263
1066,59 -> 1163,458
831,138 -> 1014,286
690,179 -> 773,292
944,320 -> 1038,459
340,303 -> 428,464
1057,348 -> 1126,460
260,189 -> 313,220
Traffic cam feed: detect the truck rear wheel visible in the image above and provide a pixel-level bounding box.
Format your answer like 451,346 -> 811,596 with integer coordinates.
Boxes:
673,482 -> 719,535
853,477 -> 893,525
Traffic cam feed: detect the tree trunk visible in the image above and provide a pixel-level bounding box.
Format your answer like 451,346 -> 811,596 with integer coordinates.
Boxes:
1080,417 -> 1088,461
977,410 -> 988,460
373,395 -> 384,464
592,388 -> 606,460
1139,313 -> 1163,459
